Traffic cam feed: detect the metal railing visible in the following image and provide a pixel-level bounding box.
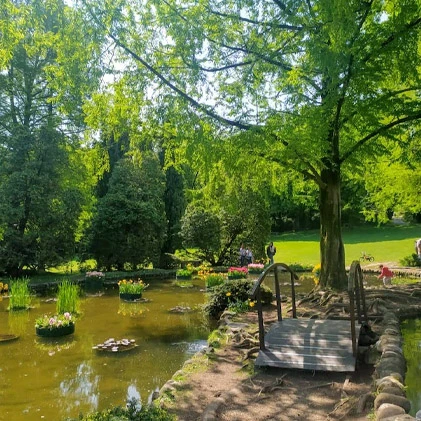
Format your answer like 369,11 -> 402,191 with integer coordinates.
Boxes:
250,261 -> 368,355
249,263 -> 299,350
348,260 -> 368,356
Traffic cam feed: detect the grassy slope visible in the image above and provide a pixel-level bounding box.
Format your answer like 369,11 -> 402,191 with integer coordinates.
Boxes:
272,224 -> 421,267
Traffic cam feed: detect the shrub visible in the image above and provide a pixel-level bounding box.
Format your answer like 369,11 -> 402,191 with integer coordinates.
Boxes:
400,254 -> 421,267
203,278 -> 273,319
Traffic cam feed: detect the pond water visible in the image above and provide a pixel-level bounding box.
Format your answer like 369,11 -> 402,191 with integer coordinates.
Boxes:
0,278 -> 210,421
401,318 -> 421,416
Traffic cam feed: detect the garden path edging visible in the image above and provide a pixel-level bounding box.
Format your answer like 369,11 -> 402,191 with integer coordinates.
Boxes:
373,310 -> 417,421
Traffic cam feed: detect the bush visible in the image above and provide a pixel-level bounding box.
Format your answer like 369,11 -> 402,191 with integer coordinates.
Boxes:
400,254 -> 421,267
203,278 -> 273,319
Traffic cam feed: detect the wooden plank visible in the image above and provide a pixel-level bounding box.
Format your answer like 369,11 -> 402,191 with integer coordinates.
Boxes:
255,318 -> 360,372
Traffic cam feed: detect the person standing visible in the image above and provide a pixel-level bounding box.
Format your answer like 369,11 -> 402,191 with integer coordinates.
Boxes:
245,247 -> 253,265
415,239 -> 421,259
239,244 -> 246,266
378,264 -> 393,287
266,242 -> 276,265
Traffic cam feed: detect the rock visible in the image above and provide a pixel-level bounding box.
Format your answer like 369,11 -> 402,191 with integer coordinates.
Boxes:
380,386 -> 406,397
374,393 -> 411,412
380,416 -> 416,421
376,403 -> 406,420
375,376 -> 405,391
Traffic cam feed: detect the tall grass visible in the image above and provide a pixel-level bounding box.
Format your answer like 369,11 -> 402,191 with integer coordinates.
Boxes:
8,278 -> 31,310
56,280 -> 80,314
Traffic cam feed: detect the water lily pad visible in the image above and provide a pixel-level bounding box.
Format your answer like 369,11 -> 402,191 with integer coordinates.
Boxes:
93,338 -> 138,353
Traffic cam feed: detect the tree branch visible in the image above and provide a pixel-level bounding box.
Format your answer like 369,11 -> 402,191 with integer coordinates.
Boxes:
272,0 -> 293,16
208,8 -> 303,31
340,111 -> 421,163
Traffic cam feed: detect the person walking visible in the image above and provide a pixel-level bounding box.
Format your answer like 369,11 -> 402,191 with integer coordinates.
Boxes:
266,242 -> 276,265
378,264 -> 393,287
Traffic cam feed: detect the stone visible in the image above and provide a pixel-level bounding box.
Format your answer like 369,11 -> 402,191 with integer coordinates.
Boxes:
379,386 -> 406,397
376,403 -> 406,420
375,376 -> 405,391
374,393 -> 411,412
380,416 -> 416,421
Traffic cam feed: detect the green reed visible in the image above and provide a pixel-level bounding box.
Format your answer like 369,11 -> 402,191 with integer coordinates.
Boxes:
56,279 -> 80,314
8,278 -> 31,310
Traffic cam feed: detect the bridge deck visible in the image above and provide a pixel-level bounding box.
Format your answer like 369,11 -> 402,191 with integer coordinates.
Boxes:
255,319 -> 360,372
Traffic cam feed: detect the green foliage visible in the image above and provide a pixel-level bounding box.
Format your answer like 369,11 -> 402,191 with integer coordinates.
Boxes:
204,273 -> 225,289
118,279 -> 148,294
207,329 -> 229,349
84,0 -> 421,289
176,268 -> 193,278
400,254 -> 421,268
181,206 -> 221,262
88,155 -> 167,270
0,1 -> 101,276
35,313 -> 74,329
56,280 -> 80,315
203,279 -> 272,319
74,399 -> 176,421
8,278 -> 31,310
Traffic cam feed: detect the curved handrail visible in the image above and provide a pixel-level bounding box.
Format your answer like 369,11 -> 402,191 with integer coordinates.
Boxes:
348,260 -> 368,356
250,263 -> 299,350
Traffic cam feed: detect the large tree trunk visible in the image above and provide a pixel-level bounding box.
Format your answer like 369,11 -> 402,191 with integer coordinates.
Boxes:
319,167 -> 347,290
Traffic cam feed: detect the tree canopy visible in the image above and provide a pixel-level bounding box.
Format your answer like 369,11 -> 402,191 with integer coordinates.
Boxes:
78,0 -> 421,288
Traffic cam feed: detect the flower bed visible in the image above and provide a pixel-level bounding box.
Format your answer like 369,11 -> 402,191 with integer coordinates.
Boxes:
118,279 -> 148,301
35,313 -> 75,337
247,263 -> 265,274
227,266 -> 248,279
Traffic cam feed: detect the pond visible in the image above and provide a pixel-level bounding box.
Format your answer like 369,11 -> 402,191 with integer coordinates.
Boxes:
401,318 -> 421,417
0,277 -> 210,421
0,270 -> 401,421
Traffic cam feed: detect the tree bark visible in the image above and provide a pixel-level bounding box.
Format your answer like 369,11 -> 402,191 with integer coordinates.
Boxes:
319,166 -> 347,290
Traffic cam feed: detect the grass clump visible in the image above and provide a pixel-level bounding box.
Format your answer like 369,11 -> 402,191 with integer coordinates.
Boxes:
56,279 -> 80,314
8,278 -> 31,310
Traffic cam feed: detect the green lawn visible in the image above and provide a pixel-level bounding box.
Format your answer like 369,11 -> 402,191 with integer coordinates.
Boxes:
272,223 -> 421,267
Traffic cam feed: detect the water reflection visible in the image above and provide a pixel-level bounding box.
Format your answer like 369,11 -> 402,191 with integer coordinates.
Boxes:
8,310 -> 30,337
59,362 -> 100,415
401,318 -> 421,416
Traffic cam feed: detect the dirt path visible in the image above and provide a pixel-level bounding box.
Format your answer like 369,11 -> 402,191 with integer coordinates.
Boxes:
160,309 -> 375,421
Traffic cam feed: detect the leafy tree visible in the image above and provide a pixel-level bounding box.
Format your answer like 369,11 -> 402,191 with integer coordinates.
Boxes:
81,0 -> 421,289
181,165 -> 271,265
362,161 -> 421,223
0,0 -> 102,274
88,155 -> 167,270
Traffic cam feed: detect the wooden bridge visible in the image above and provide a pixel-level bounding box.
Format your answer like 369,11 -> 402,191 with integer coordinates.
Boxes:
250,262 -> 367,372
